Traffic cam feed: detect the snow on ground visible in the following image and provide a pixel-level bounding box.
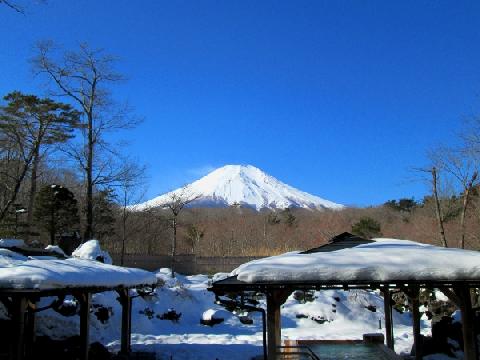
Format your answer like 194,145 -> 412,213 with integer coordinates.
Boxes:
0,240 -> 462,359
23,268 -> 442,359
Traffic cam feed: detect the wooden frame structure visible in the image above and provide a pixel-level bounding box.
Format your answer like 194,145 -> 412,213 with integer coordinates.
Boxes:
0,284 -> 146,360
211,233 -> 480,359
0,243 -> 156,360
211,276 -> 478,360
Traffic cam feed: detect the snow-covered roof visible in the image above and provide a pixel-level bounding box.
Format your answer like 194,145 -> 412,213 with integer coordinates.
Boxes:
0,238 -> 26,248
230,238 -> 480,284
0,243 -> 156,291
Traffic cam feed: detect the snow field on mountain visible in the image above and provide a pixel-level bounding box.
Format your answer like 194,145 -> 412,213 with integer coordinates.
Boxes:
136,164 -> 344,211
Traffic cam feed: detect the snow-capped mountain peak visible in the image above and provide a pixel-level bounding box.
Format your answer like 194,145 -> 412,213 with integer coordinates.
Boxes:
135,165 -> 344,211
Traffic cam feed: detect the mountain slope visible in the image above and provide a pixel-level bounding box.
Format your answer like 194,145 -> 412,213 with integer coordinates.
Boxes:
135,165 -> 344,211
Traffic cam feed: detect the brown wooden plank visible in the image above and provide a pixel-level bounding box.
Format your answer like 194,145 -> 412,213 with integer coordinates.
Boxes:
383,289 -> 394,351
12,296 -> 27,360
78,292 -> 91,360
455,287 -> 477,360
119,289 -> 132,355
409,288 -> 422,360
266,291 -> 281,360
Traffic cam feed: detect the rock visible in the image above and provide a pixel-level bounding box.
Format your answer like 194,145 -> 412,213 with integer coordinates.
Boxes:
239,316 -> 253,325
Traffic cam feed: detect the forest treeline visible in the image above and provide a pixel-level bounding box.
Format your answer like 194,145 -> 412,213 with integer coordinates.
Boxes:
101,193 -> 480,258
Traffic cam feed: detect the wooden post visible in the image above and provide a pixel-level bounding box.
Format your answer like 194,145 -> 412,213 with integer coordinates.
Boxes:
118,289 -> 132,355
455,287 -> 477,360
266,291 -> 281,360
78,292 -> 91,360
383,289 -> 394,350
25,300 -> 36,360
409,288 -> 422,360
266,289 -> 291,360
12,296 -> 27,360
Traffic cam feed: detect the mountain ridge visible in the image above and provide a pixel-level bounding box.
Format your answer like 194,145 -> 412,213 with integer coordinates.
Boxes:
134,165 -> 344,211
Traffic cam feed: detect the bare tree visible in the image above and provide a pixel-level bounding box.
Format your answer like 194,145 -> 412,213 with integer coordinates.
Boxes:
431,147 -> 478,248
162,187 -> 200,277
431,167 -> 449,248
413,166 -> 450,248
0,0 -> 23,12
0,0 -> 46,13
33,41 -> 140,240
112,159 -> 147,266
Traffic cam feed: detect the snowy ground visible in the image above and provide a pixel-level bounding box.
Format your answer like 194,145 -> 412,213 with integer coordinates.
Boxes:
22,268 -> 449,360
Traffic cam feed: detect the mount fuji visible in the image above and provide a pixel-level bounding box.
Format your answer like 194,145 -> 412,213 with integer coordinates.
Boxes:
135,165 -> 344,211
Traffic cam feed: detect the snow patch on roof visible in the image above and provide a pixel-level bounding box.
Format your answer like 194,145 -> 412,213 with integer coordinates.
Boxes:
45,245 -> 66,257
231,238 -> 480,283
72,240 -> 112,264
0,239 -> 26,248
0,240 -> 155,290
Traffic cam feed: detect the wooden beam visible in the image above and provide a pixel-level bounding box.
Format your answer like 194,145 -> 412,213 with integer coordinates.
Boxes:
118,289 -> 132,355
454,287 -> 477,360
382,289 -> 394,350
12,296 -> 27,360
409,288 -> 422,360
25,300 -> 36,360
266,291 -> 281,360
266,289 -> 291,360
77,292 -> 91,360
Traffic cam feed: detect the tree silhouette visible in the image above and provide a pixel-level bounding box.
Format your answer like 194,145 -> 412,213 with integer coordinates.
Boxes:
34,184 -> 79,245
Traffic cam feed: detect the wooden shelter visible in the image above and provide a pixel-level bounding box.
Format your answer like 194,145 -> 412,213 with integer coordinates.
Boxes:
210,233 -> 480,360
0,243 -> 156,360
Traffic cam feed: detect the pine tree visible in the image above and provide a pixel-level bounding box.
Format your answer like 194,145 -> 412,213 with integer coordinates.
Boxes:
0,92 -> 80,233
34,184 -> 79,245
92,189 -> 116,241
351,217 -> 382,239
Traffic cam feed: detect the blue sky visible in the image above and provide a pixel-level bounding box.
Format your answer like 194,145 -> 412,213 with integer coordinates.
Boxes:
1,1 -> 480,206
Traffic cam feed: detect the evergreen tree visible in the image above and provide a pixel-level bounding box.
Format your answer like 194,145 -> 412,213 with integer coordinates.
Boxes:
351,217 -> 382,239
0,92 -> 80,233
92,189 -> 116,241
282,208 -> 297,227
34,184 -> 79,245
384,198 -> 417,212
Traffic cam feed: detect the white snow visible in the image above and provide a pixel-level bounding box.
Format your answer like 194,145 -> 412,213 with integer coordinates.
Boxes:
45,245 -> 66,257
0,238 -> 26,248
0,242 -> 155,290
0,257 -> 156,290
232,238 -> 480,283
20,270 -> 442,359
0,241 -> 461,359
135,164 -> 344,211
0,248 -> 28,261
72,239 -> 113,264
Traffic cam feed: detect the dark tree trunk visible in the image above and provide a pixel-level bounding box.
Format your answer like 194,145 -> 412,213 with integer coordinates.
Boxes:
84,111 -> 94,241
50,208 -> 55,246
171,216 -> 177,278
432,167 -> 448,248
26,149 -> 40,241
121,190 -> 127,266
460,172 -> 477,249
